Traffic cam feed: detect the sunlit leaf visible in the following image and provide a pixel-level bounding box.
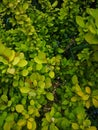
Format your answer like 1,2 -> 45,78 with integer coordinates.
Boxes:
38,81 -> 45,88
85,32 -> 98,44
72,123 -> 79,129
46,92 -> 54,101
16,104 -> 24,113
12,57 -> 20,65
21,69 -> 29,76
92,98 -> 98,108
17,119 -> 26,126
50,123 -> 59,130
7,68 -> 15,74
1,95 -> 8,102
72,75 -> 78,84
85,100 -> 91,108
20,87 -> 30,93
41,126 -> 48,130
27,121 -> 32,130
86,126 -> 97,130
88,25 -> 97,34
85,86 -> 91,94
36,63 -> 43,70
9,50 -> 15,62
34,56 -> 42,64
83,119 -> 91,127
52,1 -> 58,8
82,94 -> 89,100
17,59 -> 28,67
49,71 -> 55,78
71,96 -> 78,102
76,16 -> 85,27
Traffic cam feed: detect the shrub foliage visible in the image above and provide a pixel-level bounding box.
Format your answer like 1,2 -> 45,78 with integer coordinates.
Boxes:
0,0 -> 98,130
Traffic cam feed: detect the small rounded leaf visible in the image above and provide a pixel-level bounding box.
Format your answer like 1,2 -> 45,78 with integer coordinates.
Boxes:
17,59 -> 28,67
72,123 -> 79,129
46,92 -> 54,101
16,104 -> 24,113
49,71 -> 55,78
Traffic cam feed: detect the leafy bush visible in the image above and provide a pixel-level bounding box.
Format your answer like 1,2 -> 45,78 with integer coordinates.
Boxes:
0,0 -> 98,130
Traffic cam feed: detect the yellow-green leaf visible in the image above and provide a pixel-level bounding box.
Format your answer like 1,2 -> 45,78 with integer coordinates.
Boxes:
76,16 -> 85,27
82,94 -> 89,101
46,92 -> 54,101
85,32 -> 98,44
21,69 -> 29,76
50,123 -> 59,130
72,123 -> 79,129
12,57 -> 20,65
85,100 -> 91,109
49,71 -> 55,78
17,119 -> 26,126
16,104 -> 24,113
42,126 -> 48,130
36,63 -> 43,70
20,87 -> 30,93
85,86 -> 91,94
7,68 -> 15,74
92,98 -> 98,108
27,121 -> 32,130
17,59 -> 28,67
86,126 -> 97,130
72,75 -> 78,84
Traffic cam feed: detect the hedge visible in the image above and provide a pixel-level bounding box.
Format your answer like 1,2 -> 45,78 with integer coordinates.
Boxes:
0,0 -> 98,130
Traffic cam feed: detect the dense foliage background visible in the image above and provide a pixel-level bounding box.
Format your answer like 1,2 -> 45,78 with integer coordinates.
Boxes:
0,0 -> 98,130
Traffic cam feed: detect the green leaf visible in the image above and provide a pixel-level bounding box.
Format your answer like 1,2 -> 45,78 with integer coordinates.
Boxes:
86,126 -> 97,130
12,57 -> 20,65
20,87 -> 30,93
42,126 -> 48,130
49,123 -> 59,130
16,104 -> 24,113
45,77 -> 52,88
76,16 -> 85,27
52,1 -> 58,8
38,81 -> 45,88
72,123 -> 79,129
34,56 -> 42,64
92,98 -> 98,108
85,32 -> 98,44
72,75 -> 78,84
7,68 -> 15,74
46,92 -> 54,101
8,50 -> 15,62
21,69 -> 29,76
17,59 -> 28,67
49,71 -> 55,78
1,95 -> 8,102
36,63 -> 43,70
17,119 -> 26,127
92,51 -> 98,61
23,3 -> 29,10
88,25 -> 97,34
30,100 -> 35,106
0,56 -> 8,64
4,122 -> 14,130
6,114 -> 14,122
